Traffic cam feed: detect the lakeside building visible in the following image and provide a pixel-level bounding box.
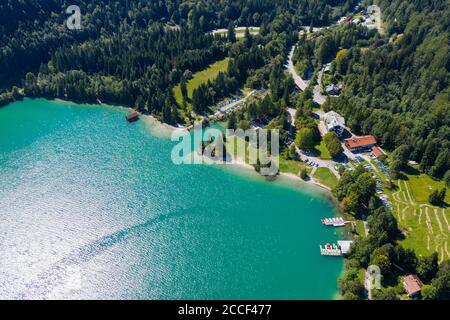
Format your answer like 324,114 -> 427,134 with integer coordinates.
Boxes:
403,275 -> 423,298
126,111 -> 140,122
324,111 -> 346,136
337,240 -> 353,255
344,135 -> 377,153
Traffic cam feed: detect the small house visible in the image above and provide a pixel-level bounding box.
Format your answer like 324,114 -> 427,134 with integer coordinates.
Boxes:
403,275 -> 423,298
126,111 -> 140,122
371,146 -> 385,158
325,84 -> 341,95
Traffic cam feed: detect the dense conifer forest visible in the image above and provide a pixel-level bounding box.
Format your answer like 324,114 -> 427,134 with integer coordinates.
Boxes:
0,0 -> 356,119
292,0 -> 449,178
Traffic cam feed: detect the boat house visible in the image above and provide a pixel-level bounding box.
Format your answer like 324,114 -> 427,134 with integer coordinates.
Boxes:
126,111 -> 140,122
344,135 -> 377,153
371,146 -> 385,159
324,111 -> 345,136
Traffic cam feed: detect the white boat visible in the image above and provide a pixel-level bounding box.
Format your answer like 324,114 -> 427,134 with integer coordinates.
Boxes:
322,217 -> 346,226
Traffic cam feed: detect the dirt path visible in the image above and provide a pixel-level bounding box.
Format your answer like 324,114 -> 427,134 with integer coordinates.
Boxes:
403,180 -> 415,205
442,208 -> 450,232
425,206 -> 434,234
434,208 -> 444,234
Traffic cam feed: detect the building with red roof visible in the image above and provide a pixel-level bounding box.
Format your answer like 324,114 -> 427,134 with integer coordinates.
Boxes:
344,135 -> 377,152
126,111 -> 140,122
403,275 -> 423,297
371,146 -> 385,158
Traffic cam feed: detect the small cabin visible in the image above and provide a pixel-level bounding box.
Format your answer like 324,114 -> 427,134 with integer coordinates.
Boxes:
403,275 -> 423,298
126,111 -> 140,122
325,84 -> 341,95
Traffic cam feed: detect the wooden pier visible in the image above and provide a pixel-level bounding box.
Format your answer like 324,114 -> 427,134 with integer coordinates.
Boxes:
320,243 -> 342,256
321,217 -> 352,227
320,241 -> 353,256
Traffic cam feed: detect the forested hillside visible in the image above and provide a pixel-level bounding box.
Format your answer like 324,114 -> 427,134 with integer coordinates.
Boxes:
327,0 -> 450,178
0,0 -> 357,121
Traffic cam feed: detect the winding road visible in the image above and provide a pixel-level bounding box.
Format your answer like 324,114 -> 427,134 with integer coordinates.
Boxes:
286,46 -> 326,105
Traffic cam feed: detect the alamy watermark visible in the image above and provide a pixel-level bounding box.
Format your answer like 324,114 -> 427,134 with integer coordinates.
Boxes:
66,5 -> 81,30
171,122 -> 280,176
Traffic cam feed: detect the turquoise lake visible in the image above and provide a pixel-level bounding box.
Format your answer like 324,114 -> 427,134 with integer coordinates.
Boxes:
0,99 -> 343,299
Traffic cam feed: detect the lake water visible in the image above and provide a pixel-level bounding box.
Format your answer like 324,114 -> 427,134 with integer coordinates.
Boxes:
0,99 -> 343,299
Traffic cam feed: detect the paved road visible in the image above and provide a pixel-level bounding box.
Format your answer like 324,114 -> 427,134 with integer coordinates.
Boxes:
364,269 -> 373,300
367,5 -> 384,35
216,90 -> 256,115
314,69 -> 327,105
286,46 -> 326,105
286,46 -> 309,91
293,144 -> 341,179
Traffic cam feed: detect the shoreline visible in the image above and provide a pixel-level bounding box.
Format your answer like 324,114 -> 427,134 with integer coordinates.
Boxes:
3,97 -> 344,300
52,97 -> 185,139
203,153 -> 338,202
34,97 -> 339,202
50,97 -> 340,202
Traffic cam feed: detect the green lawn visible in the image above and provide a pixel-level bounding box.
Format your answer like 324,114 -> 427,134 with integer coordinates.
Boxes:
313,167 -> 339,189
214,27 -> 260,38
373,166 -> 450,260
407,173 -> 450,203
314,140 -> 332,160
279,155 -> 310,176
173,58 -> 230,106
355,220 -> 367,237
236,27 -> 260,37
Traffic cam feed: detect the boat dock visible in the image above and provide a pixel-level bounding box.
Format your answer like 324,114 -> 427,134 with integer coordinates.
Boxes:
320,243 -> 342,256
321,217 -> 351,227
319,240 -> 353,257
320,240 -> 353,256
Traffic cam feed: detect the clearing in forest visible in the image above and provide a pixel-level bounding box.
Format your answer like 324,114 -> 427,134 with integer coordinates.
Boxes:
173,58 -> 230,107
385,171 -> 450,261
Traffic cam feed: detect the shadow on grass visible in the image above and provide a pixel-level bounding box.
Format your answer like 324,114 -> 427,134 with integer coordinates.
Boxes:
396,172 -> 409,181
402,164 -> 420,176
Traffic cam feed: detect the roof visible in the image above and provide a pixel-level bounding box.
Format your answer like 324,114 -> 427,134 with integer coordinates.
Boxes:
323,63 -> 332,73
371,146 -> 384,158
403,275 -> 422,295
337,240 -> 353,254
126,111 -> 140,120
325,84 -> 337,90
325,85 -> 341,94
345,135 -> 377,149
324,111 -> 345,130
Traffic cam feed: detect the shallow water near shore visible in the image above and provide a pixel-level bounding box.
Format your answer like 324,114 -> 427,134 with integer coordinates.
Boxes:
0,98 -> 343,299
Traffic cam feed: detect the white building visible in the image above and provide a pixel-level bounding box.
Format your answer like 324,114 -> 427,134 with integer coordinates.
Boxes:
325,84 -> 341,95
324,111 -> 345,136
